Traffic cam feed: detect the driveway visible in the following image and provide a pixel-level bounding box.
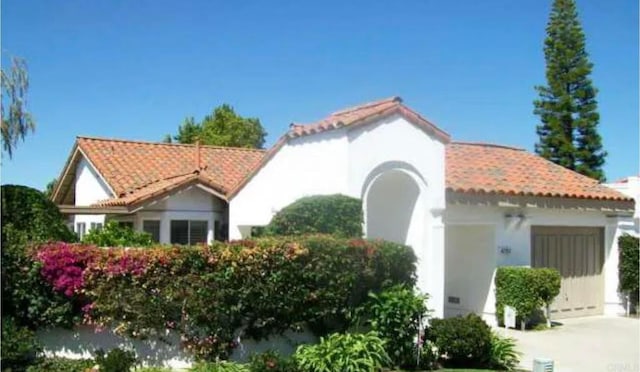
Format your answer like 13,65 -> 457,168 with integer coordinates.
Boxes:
499,316 -> 639,372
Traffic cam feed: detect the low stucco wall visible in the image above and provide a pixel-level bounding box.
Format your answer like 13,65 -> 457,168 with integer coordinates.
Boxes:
38,325 -> 317,369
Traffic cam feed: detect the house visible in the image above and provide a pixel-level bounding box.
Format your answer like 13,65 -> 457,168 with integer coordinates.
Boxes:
52,96 -> 635,322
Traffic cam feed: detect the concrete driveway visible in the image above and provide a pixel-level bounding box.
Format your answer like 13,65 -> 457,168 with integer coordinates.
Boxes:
499,316 -> 639,372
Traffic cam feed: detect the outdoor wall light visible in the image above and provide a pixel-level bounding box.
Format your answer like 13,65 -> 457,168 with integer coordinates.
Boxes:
498,245 -> 512,255
504,212 -> 528,227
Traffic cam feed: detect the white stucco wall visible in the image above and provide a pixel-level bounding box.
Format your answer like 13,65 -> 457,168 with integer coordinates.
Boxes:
229,129 -> 349,238
444,225 -> 496,324
38,325 -> 317,369
348,115 -> 446,316
445,203 -> 631,321
230,114 -> 447,316
73,157 -> 113,235
606,176 -> 639,235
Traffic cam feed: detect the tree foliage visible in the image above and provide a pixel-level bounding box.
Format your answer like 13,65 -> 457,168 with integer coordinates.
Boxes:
533,0 -> 606,181
167,105 -> 267,149
1,57 -> 36,159
1,184 -> 76,244
44,178 -> 57,198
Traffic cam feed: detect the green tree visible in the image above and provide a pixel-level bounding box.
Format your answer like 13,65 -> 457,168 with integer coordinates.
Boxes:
169,105 -> 267,148
1,57 -> 36,159
533,0 -> 606,181
173,116 -> 202,144
44,178 -> 57,198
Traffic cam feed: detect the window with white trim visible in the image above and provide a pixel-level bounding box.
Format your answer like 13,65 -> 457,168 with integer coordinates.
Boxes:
143,220 -> 161,243
76,222 -> 86,239
90,222 -> 103,231
170,220 -> 208,245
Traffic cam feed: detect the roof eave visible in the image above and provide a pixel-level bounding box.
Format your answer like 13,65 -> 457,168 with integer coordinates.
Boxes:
446,190 -> 635,213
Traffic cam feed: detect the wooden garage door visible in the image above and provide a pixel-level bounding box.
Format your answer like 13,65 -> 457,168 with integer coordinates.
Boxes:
531,226 -> 604,319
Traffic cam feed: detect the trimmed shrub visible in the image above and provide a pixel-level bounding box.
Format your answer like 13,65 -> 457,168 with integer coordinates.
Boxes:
35,235 -> 416,361
354,285 -> 429,369
0,184 -> 76,244
26,357 -> 95,372
428,314 -> 492,368
82,220 -> 153,247
248,350 -> 297,372
263,195 -> 363,238
1,317 -> 41,371
294,332 -> 390,372
494,266 -> 561,328
618,234 -> 639,310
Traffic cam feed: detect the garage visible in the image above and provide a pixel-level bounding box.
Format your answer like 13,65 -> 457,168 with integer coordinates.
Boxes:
531,226 -> 604,319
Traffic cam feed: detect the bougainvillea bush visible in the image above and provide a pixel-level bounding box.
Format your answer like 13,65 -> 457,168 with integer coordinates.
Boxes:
34,235 -> 416,361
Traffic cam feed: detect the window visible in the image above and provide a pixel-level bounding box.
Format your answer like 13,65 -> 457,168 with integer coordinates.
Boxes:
118,221 -> 134,230
90,222 -> 103,231
143,220 -> 161,243
170,220 -> 208,245
76,222 -> 86,239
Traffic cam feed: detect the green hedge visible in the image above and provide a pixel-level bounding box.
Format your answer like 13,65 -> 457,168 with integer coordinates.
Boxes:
36,235 -> 416,361
618,234 -> 639,309
1,185 -> 76,244
494,266 -> 561,328
262,195 -> 363,238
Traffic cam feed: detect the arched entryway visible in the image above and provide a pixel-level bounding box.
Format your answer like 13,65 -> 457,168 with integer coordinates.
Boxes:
364,169 -> 421,245
362,162 -> 428,253
361,162 -> 444,318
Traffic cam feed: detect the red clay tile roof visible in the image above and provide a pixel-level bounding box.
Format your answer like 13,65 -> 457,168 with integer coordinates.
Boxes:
446,142 -> 633,201
288,96 -> 451,143
74,137 -> 265,205
56,100 -> 632,208
95,173 -> 227,207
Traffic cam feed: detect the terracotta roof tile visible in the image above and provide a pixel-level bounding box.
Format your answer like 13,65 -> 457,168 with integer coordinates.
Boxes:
63,100 -> 631,208
76,137 -> 265,205
288,96 -> 451,143
446,142 -> 632,201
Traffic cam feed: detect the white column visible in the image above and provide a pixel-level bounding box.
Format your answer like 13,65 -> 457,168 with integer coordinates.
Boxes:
603,216 -> 635,316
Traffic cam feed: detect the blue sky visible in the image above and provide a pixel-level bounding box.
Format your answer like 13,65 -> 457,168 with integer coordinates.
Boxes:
2,0 -> 638,190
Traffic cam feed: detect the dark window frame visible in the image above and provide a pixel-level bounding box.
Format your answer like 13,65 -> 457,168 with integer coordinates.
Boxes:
170,220 -> 208,245
143,220 -> 161,243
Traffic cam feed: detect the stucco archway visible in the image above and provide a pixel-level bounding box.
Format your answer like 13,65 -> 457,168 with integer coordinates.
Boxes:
362,162 -> 428,249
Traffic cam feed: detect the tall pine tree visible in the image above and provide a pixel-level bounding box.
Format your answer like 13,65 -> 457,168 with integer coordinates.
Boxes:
534,0 -> 606,181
